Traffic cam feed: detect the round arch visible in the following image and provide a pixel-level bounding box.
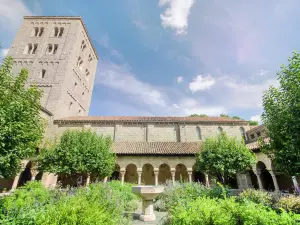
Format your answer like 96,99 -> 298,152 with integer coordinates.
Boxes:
17,161 -> 33,187
256,161 -> 275,191
110,164 -> 121,181
141,164 -> 155,185
125,164 -> 138,184
158,164 -> 172,184
175,164 -> 188,183
192,164 -> 205,184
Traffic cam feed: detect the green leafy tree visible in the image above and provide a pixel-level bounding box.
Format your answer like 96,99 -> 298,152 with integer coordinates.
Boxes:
262,52 -> 300,178
189,114 -> 208,117
38,129 -> 116,181
232,116 -> 241,119
220,114 -> 230,118
248,120 -> 259,126
196,133 -> 255,185
0,57 -> 44,178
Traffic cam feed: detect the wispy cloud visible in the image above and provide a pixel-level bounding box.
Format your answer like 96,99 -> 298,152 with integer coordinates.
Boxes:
0,0 -> 32,32
177,76 -> 183,83
159,0 -> 195,35
250,114 -> 262,123
96,61 -> 167,107
133,20 -> 148,30
1,48 -> 9,57
189,75 -> 215,92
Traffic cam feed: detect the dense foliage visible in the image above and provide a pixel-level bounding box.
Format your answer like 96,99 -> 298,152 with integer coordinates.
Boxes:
38,130 -> 116,180
154,182 -> 229,212
262,52 -> 300,176
166,196 -> 299,225
276,196 -> 300,214
238,188 -> 273,206
0,57 -> 44,178
106,180 -> 139,211
196,133 -> 256,185
248,120 -> 259,126
0,181 -> 133,224
189,114 -> 208,117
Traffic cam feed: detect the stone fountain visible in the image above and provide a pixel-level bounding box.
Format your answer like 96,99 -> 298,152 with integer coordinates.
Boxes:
132,185 -> 164,222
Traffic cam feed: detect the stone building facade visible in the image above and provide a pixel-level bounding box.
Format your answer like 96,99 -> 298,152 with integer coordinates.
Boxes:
8,16 -> 98,119
0,16 -> 297,193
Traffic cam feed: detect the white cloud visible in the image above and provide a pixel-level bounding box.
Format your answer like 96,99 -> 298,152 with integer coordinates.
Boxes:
189,75 -> 216,92
1,48 -> 9,57
133,20 -> 148,30
250,115 -> 262,124
258,69 -> 269,76
0,0 -> 32,32
177,76 -> 183,83
222,77 -> 279,109
96,61 -> 167,107
159,0 -> 195,35
174,97 -> 226,116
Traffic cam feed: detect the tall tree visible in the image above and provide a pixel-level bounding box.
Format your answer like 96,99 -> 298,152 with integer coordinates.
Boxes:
0,57 -> 44,178
38,130 -> 116,184
262,52 -> 300,188
196,133 -> 255,185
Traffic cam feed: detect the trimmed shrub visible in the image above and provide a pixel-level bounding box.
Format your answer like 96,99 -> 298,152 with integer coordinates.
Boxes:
238,189 -> 273,206
276,196 -> 300,214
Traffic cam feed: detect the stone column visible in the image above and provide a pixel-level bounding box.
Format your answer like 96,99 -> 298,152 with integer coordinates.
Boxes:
254,170 -> 264,190
137,169 -> 142,185
86,174 -> 91,186
103,177 -> 108,183
120,169 -> 126,185
154,169 -> 159,186
188,171 -> 193,183
205,173 -> 210,187
31,169 -> 38,181
140,198 -> 155,221
269,170 -> 280,192
171,169 -> 176,186
11,174 -> 20,190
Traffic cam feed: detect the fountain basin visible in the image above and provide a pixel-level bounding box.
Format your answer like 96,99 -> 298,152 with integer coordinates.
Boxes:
132,186 -> 164,222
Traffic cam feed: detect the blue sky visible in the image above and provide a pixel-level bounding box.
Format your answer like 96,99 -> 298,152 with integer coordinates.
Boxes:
1,0 -> 300,122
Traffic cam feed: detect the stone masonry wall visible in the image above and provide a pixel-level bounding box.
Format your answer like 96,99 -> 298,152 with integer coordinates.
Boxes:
53,122 -> 250,142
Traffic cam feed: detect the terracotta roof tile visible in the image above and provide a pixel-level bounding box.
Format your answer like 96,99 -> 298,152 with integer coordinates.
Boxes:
112,142 -> 201,155
55,116 -> 247,124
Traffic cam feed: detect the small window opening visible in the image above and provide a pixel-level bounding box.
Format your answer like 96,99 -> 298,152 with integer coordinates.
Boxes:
41,69 -> 46,78
54,27 -> 59,37
53,44 -> 58,54
59,27 -> 64,37
32,44 -> 38,54
69,102 -> 73,110
196,127 -> 202,140
38,27 -> 44,37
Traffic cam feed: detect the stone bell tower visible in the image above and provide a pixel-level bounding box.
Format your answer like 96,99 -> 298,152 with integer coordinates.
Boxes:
7,16 -> 98,119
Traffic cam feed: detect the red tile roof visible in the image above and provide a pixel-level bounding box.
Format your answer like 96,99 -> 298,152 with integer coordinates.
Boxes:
55,116 -> 248,124
112,142 -> 201,155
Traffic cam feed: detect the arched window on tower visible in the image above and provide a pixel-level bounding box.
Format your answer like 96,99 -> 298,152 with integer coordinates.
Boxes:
218,127 -> 223,136
69,102 -> 73,110
240,127 -> 246,141
196,127 -> 202,140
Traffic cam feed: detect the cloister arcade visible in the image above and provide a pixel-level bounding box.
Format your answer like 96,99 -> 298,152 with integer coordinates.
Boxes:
1,154 -> 299,193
